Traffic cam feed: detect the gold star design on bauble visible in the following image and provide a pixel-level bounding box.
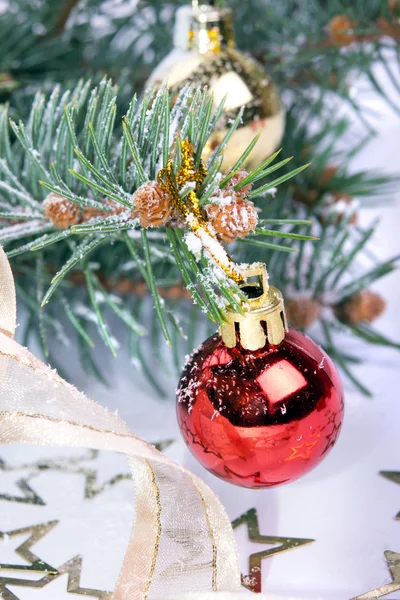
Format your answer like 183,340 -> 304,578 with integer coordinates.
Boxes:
380,471 -> 400,519
0,521 -> 58,574
232,508 -> 315,593
1,555 -> 112,600
285,435 -> 320,461
351,551 -> 400,599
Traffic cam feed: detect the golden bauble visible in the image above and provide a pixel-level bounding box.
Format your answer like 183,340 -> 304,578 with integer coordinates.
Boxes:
146,4 -> 285,171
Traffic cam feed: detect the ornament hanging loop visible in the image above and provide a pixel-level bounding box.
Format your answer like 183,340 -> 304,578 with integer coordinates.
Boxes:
220,262 -> 288,351
239,262 -> 270,311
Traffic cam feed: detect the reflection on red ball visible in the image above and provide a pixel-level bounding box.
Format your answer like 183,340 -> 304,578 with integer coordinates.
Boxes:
177,329 -> 344,488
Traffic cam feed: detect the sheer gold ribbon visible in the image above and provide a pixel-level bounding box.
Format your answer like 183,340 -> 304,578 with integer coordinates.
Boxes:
0,247 -> 242,598
0,248 -> 301,599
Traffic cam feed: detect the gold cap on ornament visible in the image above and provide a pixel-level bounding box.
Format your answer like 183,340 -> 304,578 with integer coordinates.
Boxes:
174,1 -> 235,54
220,263 -> 288,351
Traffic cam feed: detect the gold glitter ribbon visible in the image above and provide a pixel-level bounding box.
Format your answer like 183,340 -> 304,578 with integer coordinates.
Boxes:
158,140 -> 243,284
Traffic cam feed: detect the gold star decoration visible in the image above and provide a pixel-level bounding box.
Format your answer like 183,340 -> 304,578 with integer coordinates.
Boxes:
0,441 -> 174,504
380,471 -> 400,519
351,551 -> 400,599
0,521 -> 111,600
0,555 -> 112,600
0,450 -> 97,474
0,450 -> 97,506
0,478 -> 45,506
232,508 -> 315,593
0,521 -> 58,574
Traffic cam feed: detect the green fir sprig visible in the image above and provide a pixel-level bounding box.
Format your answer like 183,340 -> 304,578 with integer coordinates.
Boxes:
0,81 -> 312,363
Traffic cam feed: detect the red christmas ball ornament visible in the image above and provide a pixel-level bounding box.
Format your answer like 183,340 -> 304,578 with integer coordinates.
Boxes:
177,264 -> 344,489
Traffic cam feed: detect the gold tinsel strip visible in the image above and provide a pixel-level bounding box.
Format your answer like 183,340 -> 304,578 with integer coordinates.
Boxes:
158,140 -> 243,284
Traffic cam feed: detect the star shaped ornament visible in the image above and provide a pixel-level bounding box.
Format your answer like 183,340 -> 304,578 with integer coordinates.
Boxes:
0,522 -> 58,574
0,445 -> 175,598
0,476 -> 46,506
0,442 -> 174,504
1,556 -> 112,600
232,508 -> 315,593
0,521 -> 111,600
352,551 -> 400,599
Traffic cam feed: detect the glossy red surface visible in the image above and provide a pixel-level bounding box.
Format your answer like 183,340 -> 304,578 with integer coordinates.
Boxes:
177,329 -> 344,488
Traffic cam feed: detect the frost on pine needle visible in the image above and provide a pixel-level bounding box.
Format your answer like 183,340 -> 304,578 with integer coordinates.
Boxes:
0,220 -> 53,242
169,86 -> 193,146
0,179 -> 37,208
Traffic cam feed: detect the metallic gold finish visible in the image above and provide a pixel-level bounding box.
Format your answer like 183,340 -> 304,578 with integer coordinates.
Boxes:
352,551 -> 400,599
64,556 -> 112,598
232,508 -> 314,593
142,460 -> 162,600
0,521 -> 58,574
147,3 -> 285,171
0,553 -> 112,600
187,5 -> 235,54
220,263 -> 288,351
380,471 -> 400,519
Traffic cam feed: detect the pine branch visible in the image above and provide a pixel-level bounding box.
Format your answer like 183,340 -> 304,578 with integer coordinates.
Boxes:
1,81 -> 310,354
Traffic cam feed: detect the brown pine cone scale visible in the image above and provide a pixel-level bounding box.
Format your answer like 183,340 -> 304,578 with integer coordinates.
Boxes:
133,182 -> 173,228
285,297 -> 321,330
42,193 -> 82,229
205,191 -> 258,243
336,290 -> 386,326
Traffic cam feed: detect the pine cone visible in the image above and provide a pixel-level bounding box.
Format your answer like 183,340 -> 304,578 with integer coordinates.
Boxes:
336,290 -> 386,326
285,297 -> 321,330
294,165 -> 358,224
328,15 -> 357,46
205,192 -> 258,243
43,193 -> 81,229
133,182 -> 173,228
228,170 -> 253,196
